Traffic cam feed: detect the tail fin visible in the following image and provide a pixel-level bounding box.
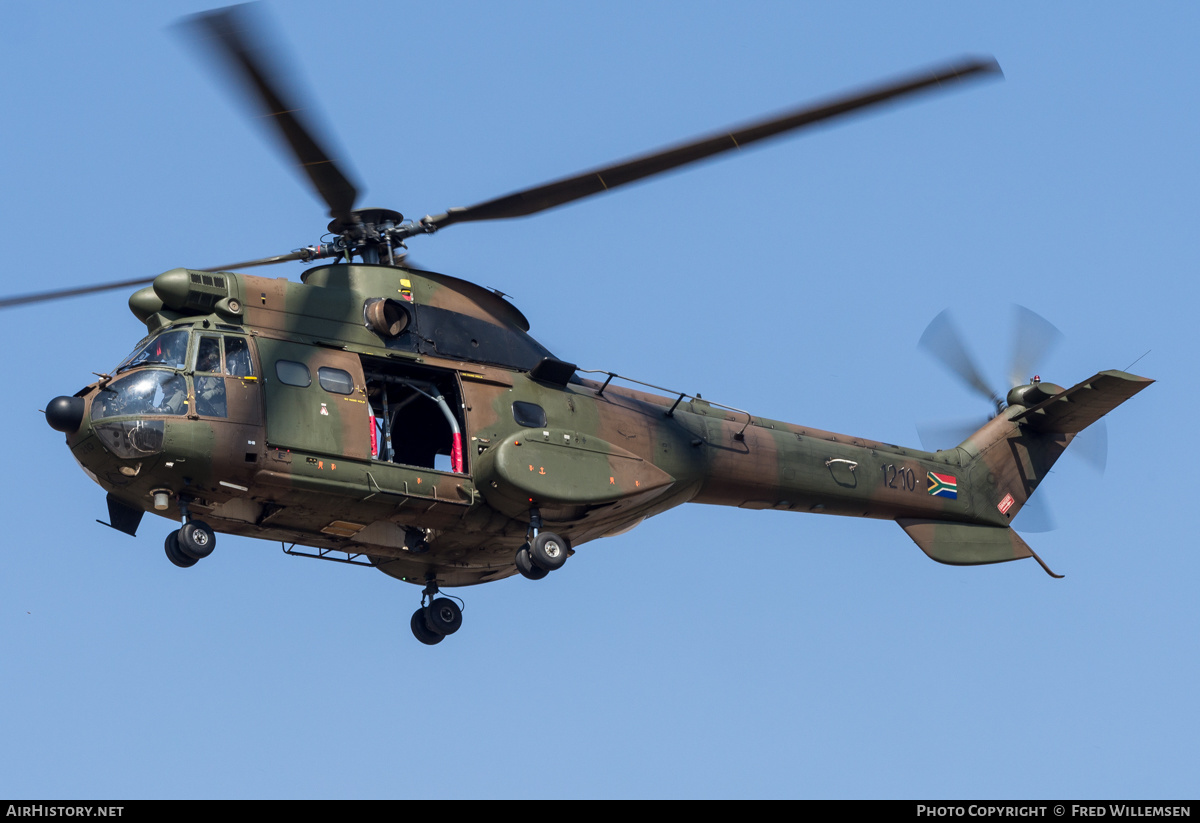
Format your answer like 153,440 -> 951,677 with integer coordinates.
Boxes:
971,370 -> 1153,519
1008,370 -> 1153,434
898,369 -> 1152,574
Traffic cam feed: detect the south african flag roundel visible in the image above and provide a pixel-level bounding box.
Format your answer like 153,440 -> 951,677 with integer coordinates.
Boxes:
927,471 -> 958,499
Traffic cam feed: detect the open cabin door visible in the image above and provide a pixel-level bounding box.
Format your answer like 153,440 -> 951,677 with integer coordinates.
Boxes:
256,337 -> 470,492
361,357 -> 467,476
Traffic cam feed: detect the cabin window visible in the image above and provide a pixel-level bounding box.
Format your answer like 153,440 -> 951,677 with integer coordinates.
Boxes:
512,401 -> 547,428
318,367 -> 354,395
275,360 -> 311,387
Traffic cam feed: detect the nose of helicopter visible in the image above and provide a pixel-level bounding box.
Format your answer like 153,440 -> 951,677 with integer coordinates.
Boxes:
45,395 -> 85,433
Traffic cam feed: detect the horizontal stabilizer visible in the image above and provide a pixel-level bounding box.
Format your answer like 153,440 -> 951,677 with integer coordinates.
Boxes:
898,518 -> 1062,577
898,517 -> 1032,566
1012,370 -> 1153,434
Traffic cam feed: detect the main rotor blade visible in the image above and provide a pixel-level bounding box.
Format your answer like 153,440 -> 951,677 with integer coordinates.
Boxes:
0,249 -> 329,308
919,309 -> 1000,407
424,57 -> 1001,229
195,249 -> 313,272
1008,304 -> 1063,389
0,277 -> 156,309
180,4 -> 359,222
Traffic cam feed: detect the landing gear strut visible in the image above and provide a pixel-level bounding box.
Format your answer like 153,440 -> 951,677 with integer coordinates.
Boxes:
515,506 -> 570,580
163,495 -> 216,568
410,580 -> 464,645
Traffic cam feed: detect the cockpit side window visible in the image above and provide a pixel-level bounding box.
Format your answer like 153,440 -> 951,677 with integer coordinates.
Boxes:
195,336 -> 224,374
194,334 -> 254,378
225,336 -> 254,377
194,375 -> 227,418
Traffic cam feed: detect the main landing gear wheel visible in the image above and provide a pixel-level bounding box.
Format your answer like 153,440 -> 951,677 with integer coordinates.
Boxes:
178,520 -> 216,560
530,532 -> 568,571
410,608 -> 444,645
164,531 -> 198,568
516,506 -> 570,579
424,597 -> 463,636
515,545 -> 549,580
409,581 -> 464,645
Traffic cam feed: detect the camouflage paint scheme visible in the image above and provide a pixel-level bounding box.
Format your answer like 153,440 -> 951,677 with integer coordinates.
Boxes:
61,264 -> 1152,588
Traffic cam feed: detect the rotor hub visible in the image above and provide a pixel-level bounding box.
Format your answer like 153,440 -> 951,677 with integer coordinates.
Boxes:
327,207 -> 405,236
324,208 -> 408,265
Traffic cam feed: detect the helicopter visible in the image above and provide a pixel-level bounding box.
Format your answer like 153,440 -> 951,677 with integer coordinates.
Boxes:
19,6 -> 1152,646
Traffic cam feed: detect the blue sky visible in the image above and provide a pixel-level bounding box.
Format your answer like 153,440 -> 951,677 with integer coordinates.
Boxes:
1,1 -> 1195,799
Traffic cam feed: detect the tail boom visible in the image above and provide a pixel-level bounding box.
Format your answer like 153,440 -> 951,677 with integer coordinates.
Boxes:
677,369 -> 1150,574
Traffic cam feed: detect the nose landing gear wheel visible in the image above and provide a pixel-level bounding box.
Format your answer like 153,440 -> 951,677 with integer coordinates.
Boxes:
178,520 -> 216,559
164,531 -> 198,568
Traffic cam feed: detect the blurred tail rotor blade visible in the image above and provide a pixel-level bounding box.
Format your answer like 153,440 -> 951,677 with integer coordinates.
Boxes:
918,309 -> 1000,407
1007,304 -> 1063,389
1069,417 -> 1108,474
1014,492 -> 1057,533
916,418 -> 985,452
1013,419 -> 1105,535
